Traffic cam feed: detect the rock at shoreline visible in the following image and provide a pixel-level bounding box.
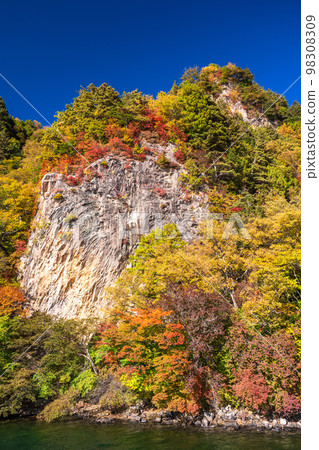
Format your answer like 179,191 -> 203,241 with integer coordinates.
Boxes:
70,402 -> 300,432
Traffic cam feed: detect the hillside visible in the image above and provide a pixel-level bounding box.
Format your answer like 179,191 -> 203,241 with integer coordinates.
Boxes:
0,63 -> 300,424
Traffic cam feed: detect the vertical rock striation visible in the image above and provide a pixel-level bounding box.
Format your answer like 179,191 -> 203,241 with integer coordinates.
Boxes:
20,153 -> 208,318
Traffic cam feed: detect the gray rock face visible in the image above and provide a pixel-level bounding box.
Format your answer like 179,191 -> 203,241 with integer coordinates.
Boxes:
20,152 -> 208,318
216,84 -> 276,128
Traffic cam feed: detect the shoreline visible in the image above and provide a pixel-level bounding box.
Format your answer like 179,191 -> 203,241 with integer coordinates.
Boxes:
70,405 -> 301,433
1,410 -> 301,433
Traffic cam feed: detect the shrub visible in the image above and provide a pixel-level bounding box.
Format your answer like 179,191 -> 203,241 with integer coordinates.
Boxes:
233,369 -> 271,411
108,137 -> 133,158
174,148 -> 185,163
64,214 -> 77,224
71,370 -> 98,397
0,368 -> 37,417
84,145 -> 109,162
0,285 -> 26,316
156,153 -> 170,168
156,153 -> 170,167
134,152 -> 146,161
224,319 -> 301,417
58,230 -> 72,241
53,193 -> 63,201
99,376 -> 136,413
37,388 -> 79,422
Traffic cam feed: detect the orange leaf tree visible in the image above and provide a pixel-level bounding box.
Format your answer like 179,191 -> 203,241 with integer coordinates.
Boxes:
95,308 -> 204,413
0,285 -> 25,316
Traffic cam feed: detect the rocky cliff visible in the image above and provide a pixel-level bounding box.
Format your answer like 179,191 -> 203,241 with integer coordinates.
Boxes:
215,83 -> 275,128
20,146 -> 208,318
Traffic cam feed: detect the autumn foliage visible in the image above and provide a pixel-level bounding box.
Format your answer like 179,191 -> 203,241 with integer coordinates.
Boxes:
225,318 -> 300,415
0,63 -> 301,420
96,308 -> 203,413
0,285 -> 26,316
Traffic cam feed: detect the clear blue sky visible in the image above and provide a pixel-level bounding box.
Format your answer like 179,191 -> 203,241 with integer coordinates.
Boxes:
0,0 -> 300,123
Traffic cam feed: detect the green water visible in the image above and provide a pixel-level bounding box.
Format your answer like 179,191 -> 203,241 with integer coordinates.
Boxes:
0,420 -> 300,450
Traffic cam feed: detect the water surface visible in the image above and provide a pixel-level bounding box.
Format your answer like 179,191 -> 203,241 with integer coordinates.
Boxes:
0,420 -> 301,450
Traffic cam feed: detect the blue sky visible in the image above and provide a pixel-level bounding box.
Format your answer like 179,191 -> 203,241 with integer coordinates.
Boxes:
0,0 -> 300,123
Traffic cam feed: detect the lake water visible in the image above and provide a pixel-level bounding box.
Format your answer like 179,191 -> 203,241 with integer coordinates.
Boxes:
0,420 -> 300,450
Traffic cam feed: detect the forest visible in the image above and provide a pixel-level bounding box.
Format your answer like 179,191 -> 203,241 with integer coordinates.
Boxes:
0,63 -> 300,421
